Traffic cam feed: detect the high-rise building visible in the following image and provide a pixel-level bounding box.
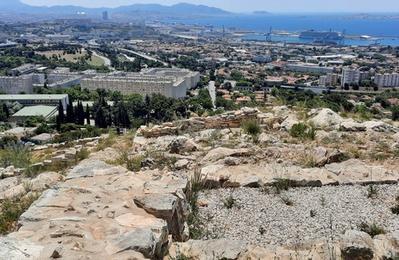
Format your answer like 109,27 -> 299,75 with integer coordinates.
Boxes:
341,68 -> 360,87
374,73 -> 399,87
102,11 -> 109,21
319,73 -> 339,86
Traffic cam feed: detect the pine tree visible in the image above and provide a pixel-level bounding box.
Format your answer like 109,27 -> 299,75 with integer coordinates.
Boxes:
95,106 -> 107,128
115,102 -> 131,128
57,101 -> 65,124
66,102 -> 74,123
76,101 -> 85,125
2,103 -> 9,118
85,104 -> 91,125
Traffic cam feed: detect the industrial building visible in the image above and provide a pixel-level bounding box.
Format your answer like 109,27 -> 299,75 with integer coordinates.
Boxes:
10,105 -> 58,123
0,94 -> 69,109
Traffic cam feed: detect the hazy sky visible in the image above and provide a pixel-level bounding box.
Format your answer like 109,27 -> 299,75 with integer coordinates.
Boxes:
22,0 -> 399,13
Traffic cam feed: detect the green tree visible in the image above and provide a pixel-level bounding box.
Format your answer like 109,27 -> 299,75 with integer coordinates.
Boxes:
392,106 -> 399,121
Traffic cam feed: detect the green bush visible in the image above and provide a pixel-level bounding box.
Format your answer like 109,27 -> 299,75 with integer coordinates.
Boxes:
242,120 -> 261,143
392,106 -> 399,121
289,123 -> 316,140
0,145 -> 31,169
359,222 -> 386,238
0,194 -> 38,234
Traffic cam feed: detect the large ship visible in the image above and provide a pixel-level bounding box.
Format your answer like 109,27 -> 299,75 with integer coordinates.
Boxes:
299,30 -> 344,41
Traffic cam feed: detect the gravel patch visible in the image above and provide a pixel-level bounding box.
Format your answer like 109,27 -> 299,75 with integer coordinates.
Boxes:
197,185 -> 399,247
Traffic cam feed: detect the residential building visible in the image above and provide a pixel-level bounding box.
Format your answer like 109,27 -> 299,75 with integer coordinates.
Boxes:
374,73 -> 399,87
319,73 -> 339,86
0,74 -> 34,94
341,68 -> 360,87
285,63 -> 335,74
81,68 -> 200,98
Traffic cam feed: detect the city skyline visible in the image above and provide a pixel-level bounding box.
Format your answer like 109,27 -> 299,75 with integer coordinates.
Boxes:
21,0 -> 399,13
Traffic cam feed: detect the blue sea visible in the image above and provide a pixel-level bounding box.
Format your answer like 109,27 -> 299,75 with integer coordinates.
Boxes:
165,14 -> 399,46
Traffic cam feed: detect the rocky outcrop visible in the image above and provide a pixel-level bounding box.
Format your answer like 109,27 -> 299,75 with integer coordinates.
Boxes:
168,136 -> 200,155
340,231 -> 374,260
138,107 -> 259,138
3,159 -> 190,259
169,239 -> 247,260
200,147 -> 252,164
309,108 -> 344,129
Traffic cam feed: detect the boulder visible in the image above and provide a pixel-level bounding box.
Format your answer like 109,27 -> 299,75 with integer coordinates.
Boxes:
168,137 -> 199,154
169,239 -> 246,260
340,230 -> 374,260
105,226 -> 168,259
362,120 -> 398,133
201,147 -> 251,164
134,193 -> 188,241
30,172 -> 63,191
325,159 -> 399,184
66,160 -> 126,180
175,159 -> 190,170
258,133 -> 280,145
340,120 -> 367,132
280,114 -> 299,131
309,108 -> 344,129
0,237 -> 43,259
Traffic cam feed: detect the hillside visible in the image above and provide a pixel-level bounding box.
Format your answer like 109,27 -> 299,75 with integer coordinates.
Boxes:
1,0 -> 230,17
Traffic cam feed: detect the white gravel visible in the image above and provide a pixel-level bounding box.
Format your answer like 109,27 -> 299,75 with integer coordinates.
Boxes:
197,185 -> 399,247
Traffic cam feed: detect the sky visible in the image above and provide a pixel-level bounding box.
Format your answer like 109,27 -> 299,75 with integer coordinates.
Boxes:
21,0 -> 399,13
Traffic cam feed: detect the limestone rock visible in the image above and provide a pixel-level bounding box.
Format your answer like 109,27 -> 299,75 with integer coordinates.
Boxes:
0,237 -> 43,259
66,159 -> 126,180
340,230 -> 374,260
106,227 -> 168,259
168,137 -> 199,154
362,120 -> 398,133
280,114 -> 299,131
325,159 -> 399,184
340,119 -> 367,132
134,193 -> 188,241
309,108 -> 344,129
201,147 -> 251,164
169,239 -> 246,260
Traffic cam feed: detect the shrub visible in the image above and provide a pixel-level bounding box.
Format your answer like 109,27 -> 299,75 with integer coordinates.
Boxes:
359,222 -> 386,238
75,148 -> 90,161
280,195 -> 293,206
0,194 -> 38,234
223,195 -> 236,209
392,106 -> 399,121
0,145 -> 31,169
242,120 -> 261,143
367,185 -> 378,199
272,178 -> 294,194
242,120 -> 261,136
290,123 -> 316,140
391,204 -> 399,215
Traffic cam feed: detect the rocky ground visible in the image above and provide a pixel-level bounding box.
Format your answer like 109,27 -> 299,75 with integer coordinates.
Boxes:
0,106 -> 399,259
198,185 -> 399,247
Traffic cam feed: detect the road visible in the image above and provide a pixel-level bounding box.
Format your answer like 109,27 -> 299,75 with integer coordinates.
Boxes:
91,50 -> 111,67
119,48 -> 168,66
207,81 -> 216,109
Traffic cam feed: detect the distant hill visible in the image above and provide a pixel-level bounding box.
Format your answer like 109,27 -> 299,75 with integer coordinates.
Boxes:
1,1 -> 230,17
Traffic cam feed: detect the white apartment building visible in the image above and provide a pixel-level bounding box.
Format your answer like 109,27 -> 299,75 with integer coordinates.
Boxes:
81,68 -> 200,98
0,74 -> 34,94
341,68 -> 360,86
286,63 -> 335,74
374,73 -> 399,87
319,73 -> 339,86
